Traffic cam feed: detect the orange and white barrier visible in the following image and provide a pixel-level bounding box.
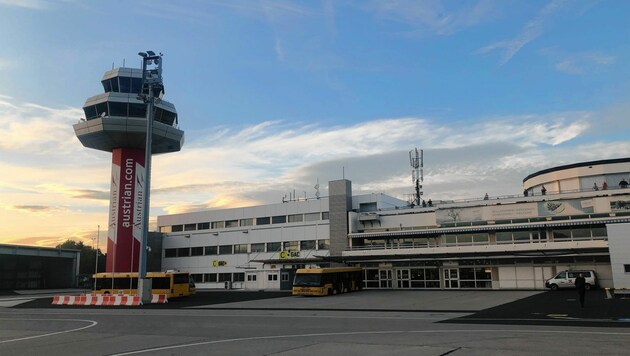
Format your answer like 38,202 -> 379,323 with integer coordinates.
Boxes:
151,294 -> 168,304
52,294 -> 141,306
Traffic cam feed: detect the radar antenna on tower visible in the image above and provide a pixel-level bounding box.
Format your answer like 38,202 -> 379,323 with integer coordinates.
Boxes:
409,148 -> 423,206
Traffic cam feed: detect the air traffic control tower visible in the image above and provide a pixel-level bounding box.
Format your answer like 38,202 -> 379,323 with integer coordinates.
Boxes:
73,53 -> 183,273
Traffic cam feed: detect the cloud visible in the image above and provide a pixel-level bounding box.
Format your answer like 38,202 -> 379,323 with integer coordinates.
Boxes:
0,58 -> 16,71
148,110 -> 598,215
476,0 -> 566,65
0,0 -> 49,10
71,189 -> 109,200
371,0 -> 497,36
0,97 -> 83,154
1,94 -> 628,246
9,205 -> 60,213
553,52 -> 616,75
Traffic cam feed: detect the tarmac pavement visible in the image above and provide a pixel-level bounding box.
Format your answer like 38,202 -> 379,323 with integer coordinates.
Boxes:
3,288 -> 630,327
1,288 -> 629,355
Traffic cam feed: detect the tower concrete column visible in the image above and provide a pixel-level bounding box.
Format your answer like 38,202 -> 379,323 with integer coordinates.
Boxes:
106,148 -> 145,273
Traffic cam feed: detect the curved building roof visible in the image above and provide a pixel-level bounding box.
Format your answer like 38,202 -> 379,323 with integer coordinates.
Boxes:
523,158 -> 630,183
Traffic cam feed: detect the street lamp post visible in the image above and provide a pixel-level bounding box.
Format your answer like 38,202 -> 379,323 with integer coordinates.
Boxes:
94,224 -> 99,293
137,50 -> 163,303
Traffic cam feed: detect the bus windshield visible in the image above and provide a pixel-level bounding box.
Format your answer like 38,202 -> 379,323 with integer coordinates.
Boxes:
294,274 -> 322,286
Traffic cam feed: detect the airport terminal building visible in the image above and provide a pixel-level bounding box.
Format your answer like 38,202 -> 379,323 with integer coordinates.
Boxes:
157,158 -> 630,290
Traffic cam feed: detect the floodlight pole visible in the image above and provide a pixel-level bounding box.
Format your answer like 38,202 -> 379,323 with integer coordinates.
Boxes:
137,51 -> 162,303
94,224 -> 99,293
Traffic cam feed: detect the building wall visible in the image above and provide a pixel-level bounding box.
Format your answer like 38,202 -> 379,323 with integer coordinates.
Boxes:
156,162 -> 630,291
159,198 -> 333,289
0,245 -> 80,290
329,180 -> 352,257
607,222 -> 630,288
523,159 -> 630,194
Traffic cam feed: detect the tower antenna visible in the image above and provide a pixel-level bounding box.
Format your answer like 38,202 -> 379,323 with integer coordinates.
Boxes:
409,148 -> 423,206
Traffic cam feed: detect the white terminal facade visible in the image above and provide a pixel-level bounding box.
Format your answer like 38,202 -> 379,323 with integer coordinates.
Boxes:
157,158 -> 630,290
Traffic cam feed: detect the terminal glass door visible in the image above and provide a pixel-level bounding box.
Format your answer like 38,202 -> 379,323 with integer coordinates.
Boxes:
379,270 -> 393,288
444,268 -> 459,289
397,269 -> 410,288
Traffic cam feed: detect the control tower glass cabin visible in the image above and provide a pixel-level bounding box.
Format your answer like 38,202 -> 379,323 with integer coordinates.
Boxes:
73,67 -> 184,273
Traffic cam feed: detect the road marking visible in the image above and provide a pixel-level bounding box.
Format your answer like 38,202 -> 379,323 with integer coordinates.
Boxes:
0,318 -> 98,344
0,310 -> 461,321
109,328 -> 630,355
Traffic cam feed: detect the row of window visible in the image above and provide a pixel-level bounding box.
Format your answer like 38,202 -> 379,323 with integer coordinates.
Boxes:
355,226 -> 608,250
417,213 -> 613,229
102,76 -> 143,94
83,101 -> 177,126
165,239 -> 331,258
190,272 -> 285,283
364,268 -> 441,288
364,267 -> 492,289
161,212 -> 330,233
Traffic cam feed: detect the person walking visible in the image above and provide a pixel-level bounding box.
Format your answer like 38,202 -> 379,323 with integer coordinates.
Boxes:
575,272 -> 586,307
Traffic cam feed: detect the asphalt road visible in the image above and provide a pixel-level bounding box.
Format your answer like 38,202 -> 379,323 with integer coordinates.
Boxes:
1,290 -> 629,355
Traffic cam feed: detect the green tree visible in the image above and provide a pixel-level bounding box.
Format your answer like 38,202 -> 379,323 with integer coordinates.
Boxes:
56,240 -> 107,275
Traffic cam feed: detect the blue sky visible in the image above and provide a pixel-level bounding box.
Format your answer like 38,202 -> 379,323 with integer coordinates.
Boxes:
1,0 -> 629,248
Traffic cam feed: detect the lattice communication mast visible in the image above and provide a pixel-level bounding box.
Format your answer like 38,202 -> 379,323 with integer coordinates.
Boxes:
409,148 -> 423,206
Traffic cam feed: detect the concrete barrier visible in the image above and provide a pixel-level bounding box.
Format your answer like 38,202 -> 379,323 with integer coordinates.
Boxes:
52,294 -> 141,306
151,294 -> 168,304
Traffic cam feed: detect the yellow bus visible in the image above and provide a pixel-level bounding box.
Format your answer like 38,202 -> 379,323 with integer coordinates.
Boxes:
292,267 -> 363,296
92,271 -> 196,298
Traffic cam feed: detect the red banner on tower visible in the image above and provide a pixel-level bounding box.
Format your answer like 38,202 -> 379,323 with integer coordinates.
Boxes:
106,148 -> 145,272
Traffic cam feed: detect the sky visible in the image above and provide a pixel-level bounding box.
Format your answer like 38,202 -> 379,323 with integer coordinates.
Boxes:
1,0 -> 629,250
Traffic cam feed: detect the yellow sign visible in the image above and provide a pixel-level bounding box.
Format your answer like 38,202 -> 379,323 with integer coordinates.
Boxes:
212,260 -> 227,267
279,251 -> 300,259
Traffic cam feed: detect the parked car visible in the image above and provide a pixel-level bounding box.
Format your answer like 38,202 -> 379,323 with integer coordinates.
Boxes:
545,270 -> 597,291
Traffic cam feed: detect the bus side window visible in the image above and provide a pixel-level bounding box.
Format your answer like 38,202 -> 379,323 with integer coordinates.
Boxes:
152,277 -> 170,289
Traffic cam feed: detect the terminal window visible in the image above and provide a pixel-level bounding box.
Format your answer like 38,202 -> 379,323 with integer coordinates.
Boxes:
219,245 -> 233,255
251,243 -> 265,253
267,242 -> 281,252
240,218 -> 253,226
257,217 -> 270,225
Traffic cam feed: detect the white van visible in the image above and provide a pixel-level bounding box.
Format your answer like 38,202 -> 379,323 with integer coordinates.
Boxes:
545,270 -> 597,291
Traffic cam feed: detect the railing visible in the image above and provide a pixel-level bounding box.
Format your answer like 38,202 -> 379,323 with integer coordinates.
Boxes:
346,235 -> 608,251
393,185 -> 629,210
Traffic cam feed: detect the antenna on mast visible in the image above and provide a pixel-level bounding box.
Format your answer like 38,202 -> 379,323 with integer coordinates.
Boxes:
409,148 -> 423,206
